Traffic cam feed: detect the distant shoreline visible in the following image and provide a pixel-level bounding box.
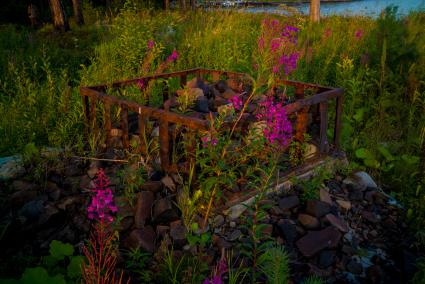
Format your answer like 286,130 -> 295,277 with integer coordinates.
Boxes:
202,0 -> 358,7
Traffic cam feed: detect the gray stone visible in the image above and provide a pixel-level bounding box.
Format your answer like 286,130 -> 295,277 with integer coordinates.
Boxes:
134,191 -> 155,228
19,199 -> 45,221
195,96 -> 210,113
10,190 -> 38,208
227,229 -> 242,242
296,226 -> 341,257
318,250 -> 335,268
354,171 -> 378,188
306,200 -> 331,218
298,214 -> 320,230
226,204 -> 247,220
87,161 -> 101,179
213,215 -> 225,227
278,196 -> 300,211
346,259 -> 363,275
0,155 -> 24,181
277,219 -> 297,244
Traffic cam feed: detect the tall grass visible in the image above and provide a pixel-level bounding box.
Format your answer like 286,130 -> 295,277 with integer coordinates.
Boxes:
0,4 -> 424,225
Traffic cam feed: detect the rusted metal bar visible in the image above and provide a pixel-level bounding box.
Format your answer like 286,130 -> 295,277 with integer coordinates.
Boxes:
138,113 -> 147,155
319,102 -> 329,153
121,104 -> 129,148
90,96 -> 97,129
159,119 -> 170,171
180,74 -> 187,87
334,95 -> 343,150
283,88 -> 343,115
212,71 -> 220,82
104,101 -> 111,145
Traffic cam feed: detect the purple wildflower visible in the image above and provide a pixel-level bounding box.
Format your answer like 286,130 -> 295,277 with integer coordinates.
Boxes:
355,29 -> 363,39
229,95 -> 243,111
87,169 -> 117,223
278,52 -> 299,76
272,65 -> 280,73
201,135 -> 218,148
203,258 -> 228,284
256,97 -> 292,147
270,38 -> 281,52
167,49 -> 179,62
281,25 -> 299,43
257,36 -> 265,50
323,28 -> 332,38
147,40 -> 155,49
136,79 -> 145,90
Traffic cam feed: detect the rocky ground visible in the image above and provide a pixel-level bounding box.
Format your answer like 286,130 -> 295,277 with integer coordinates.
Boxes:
0,152 -> 421,283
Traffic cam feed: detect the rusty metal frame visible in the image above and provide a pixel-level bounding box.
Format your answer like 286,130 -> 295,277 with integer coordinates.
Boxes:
80,68 -> 343,172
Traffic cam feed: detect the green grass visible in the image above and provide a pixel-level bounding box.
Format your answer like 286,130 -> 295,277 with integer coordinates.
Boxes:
0,5 -> 424,227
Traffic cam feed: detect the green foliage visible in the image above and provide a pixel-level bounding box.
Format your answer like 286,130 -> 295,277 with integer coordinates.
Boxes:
258,245 -> 290,284
302,275 -> 324,284
297,166 -> 333,202
124,248 -> 153,283
186,222 -> 211,247
0,240 -> 83,283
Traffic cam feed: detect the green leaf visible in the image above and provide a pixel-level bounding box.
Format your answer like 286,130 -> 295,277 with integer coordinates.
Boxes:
67,256 -> 85,279
42,255 -> 59,269
355,148 -> 369,159
377,145 -> 394,161
191,222 -> 199,232
49,240 -> 74,260
364,158 -> 380,169
353,108 -> 365,122
20,267 -> 66,284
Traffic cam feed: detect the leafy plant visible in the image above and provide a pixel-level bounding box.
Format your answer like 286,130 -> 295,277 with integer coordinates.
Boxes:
258,245 -> 290,284
302,275 -> 324,284
124,248 -> 153,283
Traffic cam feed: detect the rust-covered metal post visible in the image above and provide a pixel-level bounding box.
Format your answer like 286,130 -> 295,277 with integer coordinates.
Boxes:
310,0 -> 320,23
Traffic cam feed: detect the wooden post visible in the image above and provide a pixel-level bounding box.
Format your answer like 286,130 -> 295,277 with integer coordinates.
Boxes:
159,120 -> 170,171
121,105 -> 129,148
164,0 -> 170,10
179,0 -> 186,10
310,0 -> 320,23
191,0 -> 196,10
72,0 -> 84,26
48,0 -> 69,31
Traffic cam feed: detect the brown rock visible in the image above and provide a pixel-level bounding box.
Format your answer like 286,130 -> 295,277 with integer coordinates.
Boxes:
336,199 -> 351,211
134,191 -> 154,228
140,181 -> 163,193
12,180 -> 37,191
361,211 -> 380,223
296,226 -> 341,257
156,225 -> 170,237
10,190 -> 38,208
170,220 -> 187,246
124,227 -> 156,253
212,234 -> 232,250
226,78 -> 242,92
298,214 -> 320,229
114,196 -> 134,218
320,188 -> 333,205
306,200 -> 331,218
222,88 -> 237,99
161,175 -> 176,192
153,198 -> 179,223
325,214 -> 349,232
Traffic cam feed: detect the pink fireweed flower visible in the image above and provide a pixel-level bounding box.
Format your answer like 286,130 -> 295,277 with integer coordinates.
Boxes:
355,29 -> 363,39
229,95 -> 243,111
167,50 -> 178,62
270,38 -> 281,52
136,79 -> 145,90
257,36 -> 265,51
323,28 -> 332,38
281,25 -> 299,43
87,169 -> 117,223
147,40 -> 155,49
201,135 -> 218,148
272,65 -> 280,73
203,257 -> 227,284
256,97 -> 292,147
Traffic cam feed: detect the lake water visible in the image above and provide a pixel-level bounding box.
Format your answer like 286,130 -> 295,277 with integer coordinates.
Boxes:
244,0 -> 425,17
